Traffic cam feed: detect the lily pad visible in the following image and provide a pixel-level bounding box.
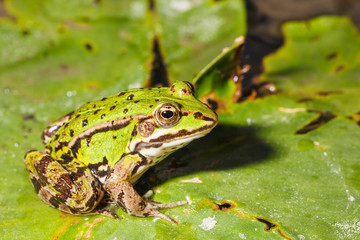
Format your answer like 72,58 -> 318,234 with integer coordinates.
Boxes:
0,0 -> 258,239
1,0 -> 359,238
194,15 -> 360,239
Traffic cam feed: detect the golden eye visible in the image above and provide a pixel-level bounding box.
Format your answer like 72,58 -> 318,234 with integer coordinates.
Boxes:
154,103 -> 180,128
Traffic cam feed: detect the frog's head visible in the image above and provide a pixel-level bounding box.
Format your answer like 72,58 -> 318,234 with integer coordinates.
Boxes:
130,81 -> 218,162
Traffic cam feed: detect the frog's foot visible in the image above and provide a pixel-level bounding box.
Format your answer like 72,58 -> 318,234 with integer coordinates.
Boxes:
24,150 -> 104,216
144,200 -> 189,224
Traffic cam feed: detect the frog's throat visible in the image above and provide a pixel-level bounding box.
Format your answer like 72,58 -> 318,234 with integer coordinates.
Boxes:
130,125 -> 213,163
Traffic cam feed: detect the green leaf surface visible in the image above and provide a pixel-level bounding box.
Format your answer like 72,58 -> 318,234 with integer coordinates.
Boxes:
1,0 -> 359,238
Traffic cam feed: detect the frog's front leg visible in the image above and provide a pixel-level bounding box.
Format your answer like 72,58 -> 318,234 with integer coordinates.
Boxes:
104,153 -> 188,224
24,150 -> 106,216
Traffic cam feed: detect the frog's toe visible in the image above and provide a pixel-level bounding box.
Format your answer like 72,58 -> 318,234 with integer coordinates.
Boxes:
148,200 -> 189,209
144,200 -> 189,224
96,209 -> 120,220
155,212 -> 178,225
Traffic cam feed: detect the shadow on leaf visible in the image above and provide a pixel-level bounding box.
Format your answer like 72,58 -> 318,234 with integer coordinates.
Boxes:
136,124 -> 274,191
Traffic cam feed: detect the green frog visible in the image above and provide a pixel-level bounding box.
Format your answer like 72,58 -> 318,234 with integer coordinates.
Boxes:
24,81 -> 218,224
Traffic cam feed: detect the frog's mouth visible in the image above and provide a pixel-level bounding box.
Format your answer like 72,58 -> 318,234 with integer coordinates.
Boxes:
152,121 -> 216,143
132,118 -> 217,154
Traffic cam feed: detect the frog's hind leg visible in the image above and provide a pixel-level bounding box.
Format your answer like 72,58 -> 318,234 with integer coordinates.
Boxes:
24,150 -> 107,217
41,111 -> 74,144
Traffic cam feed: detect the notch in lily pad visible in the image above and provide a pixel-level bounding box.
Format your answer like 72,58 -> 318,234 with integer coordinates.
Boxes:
145,35 -> 169,88
193,36 -> 277,112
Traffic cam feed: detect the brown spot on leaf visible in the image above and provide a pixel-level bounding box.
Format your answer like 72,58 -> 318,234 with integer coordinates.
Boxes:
256,217 -> 277,231
84,42 -> 94,51
23,114 -> 35,121
59,64 -> 69,70
21,29 -> 30,35
297,97 -> 313,103
295,110 -> 336,134
335,65 -> 345,73
326,52 -> 337,60
214,200 -> 236,212
316,90 -> 342,96
347,111 -> 360,127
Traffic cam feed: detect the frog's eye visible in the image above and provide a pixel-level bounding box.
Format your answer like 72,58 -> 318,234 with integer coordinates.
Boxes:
154,103 -> 180,128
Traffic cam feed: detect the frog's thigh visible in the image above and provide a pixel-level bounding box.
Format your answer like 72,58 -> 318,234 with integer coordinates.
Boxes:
24,150 -> 103,214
